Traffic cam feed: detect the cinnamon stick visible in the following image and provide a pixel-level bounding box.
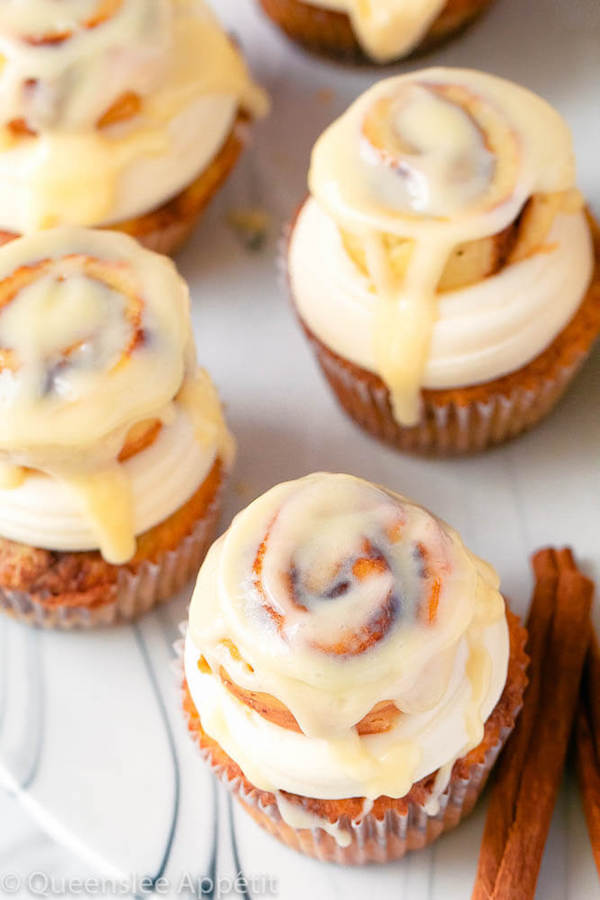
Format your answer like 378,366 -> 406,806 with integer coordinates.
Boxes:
473,548 -> 594,900
472,549 -> 557,900
584,634 -> 600,764
575,635 -> 600,877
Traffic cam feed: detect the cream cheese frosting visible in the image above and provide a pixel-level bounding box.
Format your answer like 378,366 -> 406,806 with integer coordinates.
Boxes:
0,94 -> 241,231
303,68 -> 588,425
185,473 -> 509,809
290,200 -> 594,390
300,0 -> 448,62
0,407 -> 217,552
0,226 -> 235,563
0,0 -> 268,231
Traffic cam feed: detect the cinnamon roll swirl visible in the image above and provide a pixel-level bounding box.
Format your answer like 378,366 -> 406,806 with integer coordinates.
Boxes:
183,473 -> 528,863
0,226 -> 235,628
0,0 -> 268,253
258,0 -> 493,64
289,68 -> 600,454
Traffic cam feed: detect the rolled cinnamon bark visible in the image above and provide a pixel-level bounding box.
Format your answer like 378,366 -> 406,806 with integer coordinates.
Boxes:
473,548 -> 594,900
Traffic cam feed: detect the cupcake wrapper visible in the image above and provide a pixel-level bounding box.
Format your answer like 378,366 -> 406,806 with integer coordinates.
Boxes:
200,719 -> 511,864
0,483 -> 223,630
306,327 -> 587,456
177,634 -> 523,865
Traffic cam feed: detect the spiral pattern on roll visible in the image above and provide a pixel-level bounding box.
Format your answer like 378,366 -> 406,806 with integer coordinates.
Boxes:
359,80 -> 520,219
247,476 -> 449,658
187,472 -> 508,766
0,253 -> 144,375
310,69 -> 574,238
0,226 -> 191,461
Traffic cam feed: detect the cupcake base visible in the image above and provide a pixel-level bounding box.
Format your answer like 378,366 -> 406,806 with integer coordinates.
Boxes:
0,459 -> 225,629
257,0 -> 493,64
292,215 -> 600,456
0,113 -> 250,258
182,608 -> 528,864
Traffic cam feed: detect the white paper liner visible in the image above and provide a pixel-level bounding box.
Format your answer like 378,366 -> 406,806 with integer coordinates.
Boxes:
205,722 -> 512,864
176,635 -> 518,865
307,328 -> 588,455
0,481 -> 223,630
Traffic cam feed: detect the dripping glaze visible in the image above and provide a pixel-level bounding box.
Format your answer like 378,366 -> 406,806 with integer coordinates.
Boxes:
184,473 -> 509,838
297,0 -> 448,62
0,226 -> 235,563
293,68 -> 590,426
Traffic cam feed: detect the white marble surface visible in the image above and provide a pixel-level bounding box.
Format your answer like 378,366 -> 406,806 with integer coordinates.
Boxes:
1,0 -> 600,897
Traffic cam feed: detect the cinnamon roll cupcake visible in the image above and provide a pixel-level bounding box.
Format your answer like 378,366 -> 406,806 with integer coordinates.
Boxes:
182,473 -> 528,864
258,0 -> 493,64
288,69 -> 600,454
0,227 -> 235,628
0,1 -> 268,255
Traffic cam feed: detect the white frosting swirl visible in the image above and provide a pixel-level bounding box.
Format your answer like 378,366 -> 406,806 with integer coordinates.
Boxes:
185,614 -> 508,800
186,473 -> 509,802
291,199 -> 593,389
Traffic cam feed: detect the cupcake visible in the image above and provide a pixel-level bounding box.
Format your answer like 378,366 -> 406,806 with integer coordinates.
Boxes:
258,0 -> 494,64
0,0 -> 268,254
288,69 -> 600,455
182,472 -> 528,863
0,226 -> 235,628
